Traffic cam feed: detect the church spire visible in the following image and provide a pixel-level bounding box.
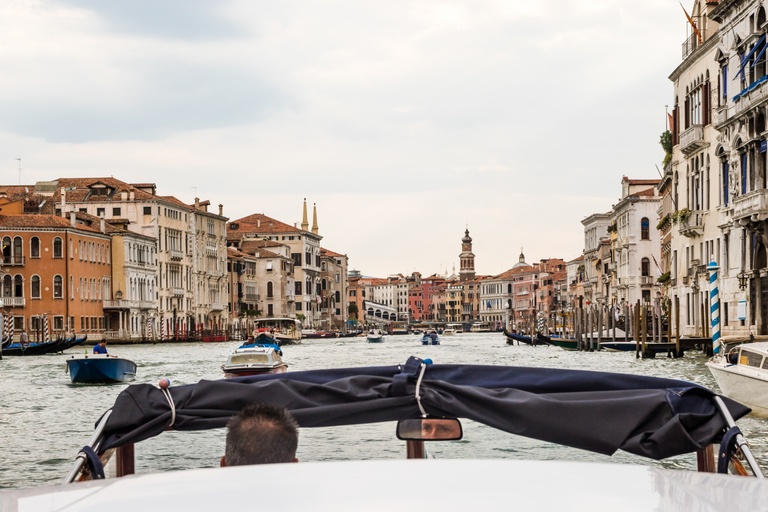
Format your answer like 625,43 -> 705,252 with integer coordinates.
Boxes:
312,203 -> 319,235
301,198 -> 309,231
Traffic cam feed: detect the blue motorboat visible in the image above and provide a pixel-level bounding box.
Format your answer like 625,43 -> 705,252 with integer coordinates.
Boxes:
421,333 -> 440,345
65,354 -> 137,384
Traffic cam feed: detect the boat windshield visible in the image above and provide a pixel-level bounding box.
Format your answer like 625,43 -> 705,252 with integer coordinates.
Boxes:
740,350 -> 765,368
230,353 -> 271,364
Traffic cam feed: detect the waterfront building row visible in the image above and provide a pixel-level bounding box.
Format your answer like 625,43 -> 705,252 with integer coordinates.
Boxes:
0,180 -> 349,341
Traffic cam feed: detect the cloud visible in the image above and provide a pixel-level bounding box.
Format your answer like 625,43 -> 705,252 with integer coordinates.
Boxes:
53,0 -> 246,40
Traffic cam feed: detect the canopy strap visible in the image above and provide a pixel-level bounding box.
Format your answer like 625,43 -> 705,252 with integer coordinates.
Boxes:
80,446 -> 105,480
161,387 -> 176,428
717,426 -> 742,474
414,363 -> 427,417
392,356 -> 423,397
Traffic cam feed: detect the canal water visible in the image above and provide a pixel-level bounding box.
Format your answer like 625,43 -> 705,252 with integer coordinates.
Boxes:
1,333 -> 767,490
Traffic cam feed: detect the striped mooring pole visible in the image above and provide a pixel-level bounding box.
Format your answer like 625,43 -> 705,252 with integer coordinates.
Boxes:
708,261 -> 721,354
43,314 -> 50,343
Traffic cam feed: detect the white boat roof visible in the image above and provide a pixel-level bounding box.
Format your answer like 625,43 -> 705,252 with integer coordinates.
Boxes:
1,459 -> 765,511
738,342 -> 768,355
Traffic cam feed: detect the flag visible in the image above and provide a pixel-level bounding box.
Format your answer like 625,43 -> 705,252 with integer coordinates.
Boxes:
680,3 -> 702,44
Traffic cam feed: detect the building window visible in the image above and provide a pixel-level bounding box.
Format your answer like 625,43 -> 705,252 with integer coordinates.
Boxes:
267,281 -> 274,298
53,275 -> 63,298
54,316 -> 64,331
641,217 -> 649,240
113,207 -> 121,217
31,275 -> 41,299
641,258 -> 650,277
30,237 -> 40,258
144,206 -> 152,215
97,208 -> 105,217
53,237 -> 63,258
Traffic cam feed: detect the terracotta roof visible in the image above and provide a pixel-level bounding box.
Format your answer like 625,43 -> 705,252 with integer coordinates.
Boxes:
0,214 -> 105,235
321,248 -> 345,258
255,248 -> 281,259
621,177 -> 660,185
227,247 -> 246,258
568,255 -> 584,263
239,239 -> 287,257
158,195 -> 192,209
631,187 -> 657,198
55,177 -> 158,203
229,213 -> 306,235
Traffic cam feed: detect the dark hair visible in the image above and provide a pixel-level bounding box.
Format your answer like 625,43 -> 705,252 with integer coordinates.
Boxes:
225,403 -> 299,465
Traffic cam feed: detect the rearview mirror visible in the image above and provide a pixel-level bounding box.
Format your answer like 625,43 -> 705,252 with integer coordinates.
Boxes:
396,418 -> 463,441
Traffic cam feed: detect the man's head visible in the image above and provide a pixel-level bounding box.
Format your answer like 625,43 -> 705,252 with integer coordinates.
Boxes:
222,403 -> 299,466
99,340 -> 106,347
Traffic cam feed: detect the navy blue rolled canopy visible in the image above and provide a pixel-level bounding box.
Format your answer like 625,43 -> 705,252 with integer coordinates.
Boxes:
99,356 -> 749,460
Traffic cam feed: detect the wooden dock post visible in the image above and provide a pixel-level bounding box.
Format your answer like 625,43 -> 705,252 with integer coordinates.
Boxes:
612,305 -> 616,342
624,304 -> 629,342
596,307 -> 603,351
635,300 -> 641,358
641,302 -> 648,358
675,296 -> 681,357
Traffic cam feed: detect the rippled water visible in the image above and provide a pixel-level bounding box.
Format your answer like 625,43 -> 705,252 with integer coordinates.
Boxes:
1,333 -> 767,490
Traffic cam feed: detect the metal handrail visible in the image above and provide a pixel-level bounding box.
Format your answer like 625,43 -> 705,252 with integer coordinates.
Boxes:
714,396 -> 764,478
62,409 -> 113,484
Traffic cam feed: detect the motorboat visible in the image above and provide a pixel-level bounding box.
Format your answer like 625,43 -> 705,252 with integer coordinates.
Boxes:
421,332 -> 440,345
254,318 -> 302,345
706,341 -> 768,416
65,354 -> 137,384
442,328 -> 456,336
445,323 -> 463,335
470,322 -> 493,332
221,345 -> 288,378
43,355 -> 766,508
366,330 -> 385,343
301,329 -> 338,339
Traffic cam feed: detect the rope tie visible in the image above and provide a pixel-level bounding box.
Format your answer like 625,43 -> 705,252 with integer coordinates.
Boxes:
159,379 -> 176,428
414,363 -> 427,417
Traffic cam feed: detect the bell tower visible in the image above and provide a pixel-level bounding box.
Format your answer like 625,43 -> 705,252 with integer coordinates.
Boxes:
459,228 -> 476,282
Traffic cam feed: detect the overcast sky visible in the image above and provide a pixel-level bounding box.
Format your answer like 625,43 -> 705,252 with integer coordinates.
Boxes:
0,0 -> 686,277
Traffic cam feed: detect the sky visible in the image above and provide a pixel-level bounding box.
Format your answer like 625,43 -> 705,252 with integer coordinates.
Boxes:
0,0 -> 687,277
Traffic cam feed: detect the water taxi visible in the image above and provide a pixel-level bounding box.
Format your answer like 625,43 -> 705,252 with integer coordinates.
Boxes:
2,356 -> 765,510
221,345 -> 288,378
65,354 -> 137,384
470,322 -> 493,333
254,318 -> 302,345
706,341 -> 768,416
366,329 -> 385,342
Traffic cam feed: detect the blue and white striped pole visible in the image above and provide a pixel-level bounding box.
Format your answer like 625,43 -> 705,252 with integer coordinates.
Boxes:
708,261 -> 721,354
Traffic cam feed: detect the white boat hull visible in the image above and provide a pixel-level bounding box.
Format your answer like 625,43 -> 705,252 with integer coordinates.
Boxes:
706,361 -> 768,416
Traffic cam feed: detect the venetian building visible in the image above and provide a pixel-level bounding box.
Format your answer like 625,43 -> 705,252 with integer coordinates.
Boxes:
459,229 -> 476,283
709,0 -> 768,335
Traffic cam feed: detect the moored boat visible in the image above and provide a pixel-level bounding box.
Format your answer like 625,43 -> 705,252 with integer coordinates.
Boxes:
537,333 -> 573,349
65,354 -> 137,384
222,345 -> 288,378
706,341 -> 768,416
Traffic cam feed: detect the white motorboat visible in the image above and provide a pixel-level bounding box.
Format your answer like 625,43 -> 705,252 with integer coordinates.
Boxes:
706,341 -> 768,416
366,330 -> 385,343
221,345 -> 288,378
254,318 -> 302,345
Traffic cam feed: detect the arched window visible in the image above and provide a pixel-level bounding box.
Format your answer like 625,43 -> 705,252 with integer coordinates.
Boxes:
335,291 -> 341,302
507,283 -> 512,293
2,275 -> 10,297
31,275 -> 41,299
70,276 -> 74,299
267,281 -> 274,298
30,237 -> 40,258
53,275 -> 63,299
322,279 -> 327,291
321,262 -> 327,271
2,236 -> 11,261
13,237 -> 22,263
641,217 -> 650,240
641,258 -> 650,277
53,237 -> 63,258
14,275 -> 23,297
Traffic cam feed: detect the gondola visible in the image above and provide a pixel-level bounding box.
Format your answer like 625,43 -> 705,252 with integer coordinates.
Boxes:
536,333 -> 574,350
503,330 -> 550,346
2,337 -> 63,356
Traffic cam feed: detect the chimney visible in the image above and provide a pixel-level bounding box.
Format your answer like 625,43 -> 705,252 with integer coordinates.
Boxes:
218,204 -> 223,216
195,197 -> 200,210
70,211 -> 76,227
60,187 -> 66,217
100,217 -> 105,233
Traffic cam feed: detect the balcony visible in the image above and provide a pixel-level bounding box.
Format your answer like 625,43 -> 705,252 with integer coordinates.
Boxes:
639,276 -> 654,286
1,297 -> 25,307
210,302 -> 224,312
169,249 -> 184,261
733,189 -> 768,223
244,293 -> 259,302
679,125 -> 705,156
170,287 -> 185,297
1,255 -> 25,266
103,299 -> 156,310
681,28 -> 708,59
679,210 -> 705,238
